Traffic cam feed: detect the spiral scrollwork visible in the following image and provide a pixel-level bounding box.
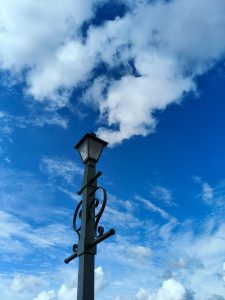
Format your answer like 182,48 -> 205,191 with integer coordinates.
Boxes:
91,186 -> 107,238
73,200 -> 82,241
72,185 -> 108,241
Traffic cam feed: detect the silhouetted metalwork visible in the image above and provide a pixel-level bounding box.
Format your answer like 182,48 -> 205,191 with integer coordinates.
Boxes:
64,132 -> 115,300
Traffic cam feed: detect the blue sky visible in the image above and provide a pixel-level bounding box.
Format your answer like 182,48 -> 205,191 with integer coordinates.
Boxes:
0,0 -> 225,299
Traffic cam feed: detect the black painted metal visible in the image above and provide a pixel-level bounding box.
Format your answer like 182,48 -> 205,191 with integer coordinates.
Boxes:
64,133 -> 115,300
77,171 -> 102,195
89,228 -> 115,248
64,252 -> 77,264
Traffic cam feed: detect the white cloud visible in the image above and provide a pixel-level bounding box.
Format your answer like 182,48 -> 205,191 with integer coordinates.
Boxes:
1,180 -> 225,300
10,274 -> 44,294
127,245 -> 152,264
208,296 -> 225,300
57,186 -> 80,202
115,279 -> 192,300
135,287 -> 151,300
32,266 -> 105,300
0,0 -> 93,69
0,273 -> 51,300
153,278 -> 191,300
135,279 -> 191,300
92,0 -> 225,144
95,266 -> 105,293
0,110 -> 68,153
150,186 -> 173,206
96,55 -> 194,145
33,290 -> 55,300
159,219 -> 178,241
202,182 -> 214,205
57,283 -> 76,300
97,199 -> 225,299
1,0 -> 225,143
27,40 -> 95,108
0,165 -> 73,223
135,195 -> 176,222
193,177 -> 215,205
39,156 -> 82,184
0,209 -> 71,261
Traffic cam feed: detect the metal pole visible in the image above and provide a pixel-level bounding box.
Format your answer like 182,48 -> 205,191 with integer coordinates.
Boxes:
64,133 -> 115,300
77,160 -> 97,300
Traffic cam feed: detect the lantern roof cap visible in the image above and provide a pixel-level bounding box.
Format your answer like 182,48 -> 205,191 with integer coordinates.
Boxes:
75,132 -> 108,150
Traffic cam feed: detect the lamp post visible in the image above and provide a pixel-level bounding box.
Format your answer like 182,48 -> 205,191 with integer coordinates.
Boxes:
64,132 -> 115,300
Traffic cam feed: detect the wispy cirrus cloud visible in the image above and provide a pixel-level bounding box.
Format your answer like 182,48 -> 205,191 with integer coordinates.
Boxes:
0,110 -> 69,132
1,167 -> 225,299
192,176 -> 225,206
39,156 -> 82,184
0,110 -> 69,158
150,185 -> 174,206
202,182 -> 214,205
0,165 -> 70,221
135,194 -> 176,223
0,209 -> 71,261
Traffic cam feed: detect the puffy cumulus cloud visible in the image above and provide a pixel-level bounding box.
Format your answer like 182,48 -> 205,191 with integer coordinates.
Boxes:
95,266 -> 105,293
88,0 -> 225,144
55,266 -> 105,299
32,266 -> 104,300
135,287 -> 151,300
0,274 -> 48,300
0,0 -> 93,69
135,279 -> 192,300
153,279 -> 192,300
161,221 -> 225,299
96,55 -> 194,144
0,0 -> 94,108
0,266 -> 105,300
10,274 -> 44,294
57,283 -> 77,300
33,290 -> 55,300
1,0 -> 225,143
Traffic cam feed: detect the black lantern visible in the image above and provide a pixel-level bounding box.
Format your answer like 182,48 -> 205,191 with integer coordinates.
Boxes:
75,132 -> 108,164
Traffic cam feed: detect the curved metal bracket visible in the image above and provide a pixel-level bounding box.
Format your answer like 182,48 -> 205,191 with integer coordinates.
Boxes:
91,186 -> 107,238
73,200 -> 82,241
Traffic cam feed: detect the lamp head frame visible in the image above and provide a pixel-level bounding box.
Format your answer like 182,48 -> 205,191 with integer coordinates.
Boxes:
75,132 -> 108,164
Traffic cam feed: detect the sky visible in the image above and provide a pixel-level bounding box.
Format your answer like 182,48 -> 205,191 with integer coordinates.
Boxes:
0,0 -> 225,299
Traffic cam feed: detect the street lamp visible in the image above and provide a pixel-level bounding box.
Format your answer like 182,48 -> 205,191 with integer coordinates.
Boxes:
76,132 -> 108,164
64,132 -> 115,300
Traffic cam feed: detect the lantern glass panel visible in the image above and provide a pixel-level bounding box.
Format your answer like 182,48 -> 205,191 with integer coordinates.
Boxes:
89,139 -> 104,161
78,139 -> 88,162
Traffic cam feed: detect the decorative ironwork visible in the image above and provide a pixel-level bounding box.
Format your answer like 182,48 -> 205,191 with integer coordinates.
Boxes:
73,199 -> 82,241
91,186 -> 107,238
64,171 -> 115,265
